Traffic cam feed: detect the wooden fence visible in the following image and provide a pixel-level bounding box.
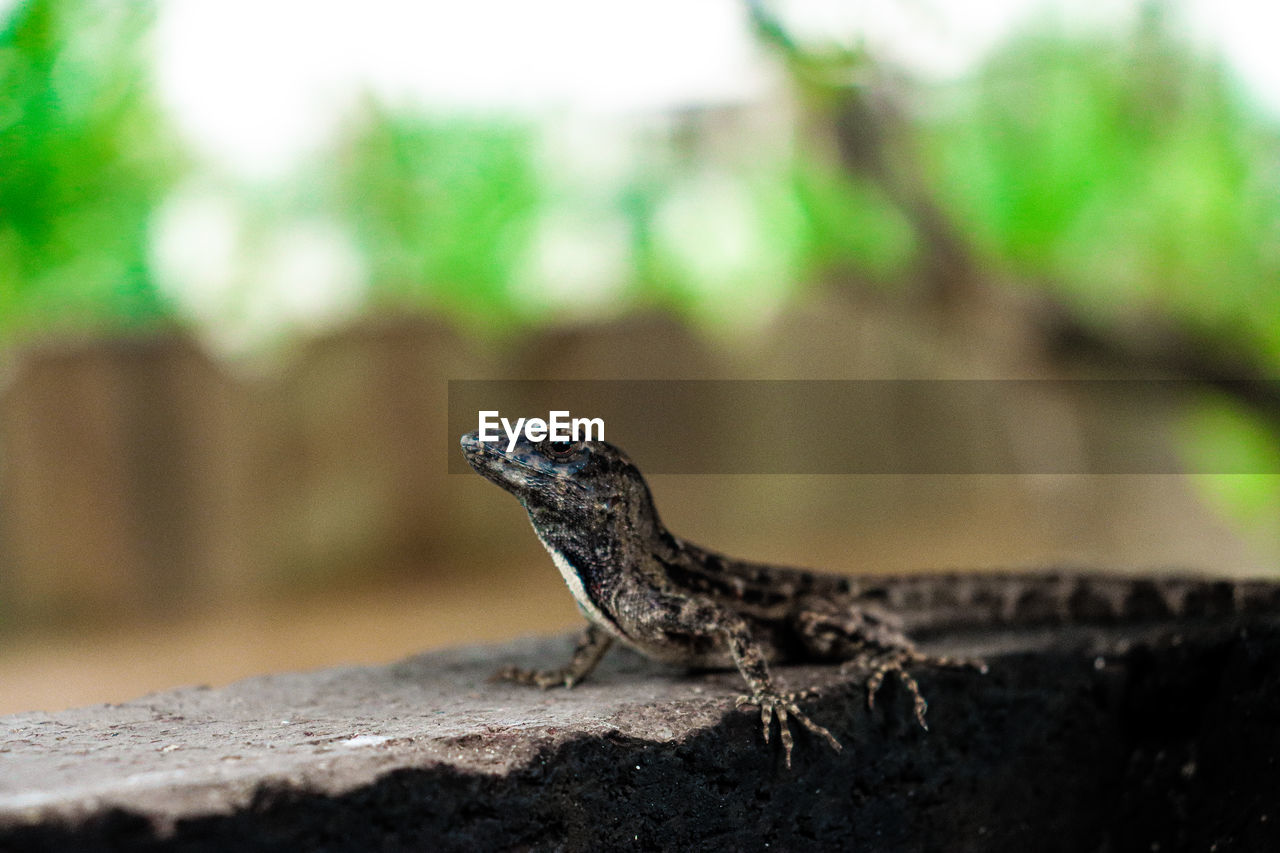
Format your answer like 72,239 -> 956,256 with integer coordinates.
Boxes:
0,304 -> 1259,629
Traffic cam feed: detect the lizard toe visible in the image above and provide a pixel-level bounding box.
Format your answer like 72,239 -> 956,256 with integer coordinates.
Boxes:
736,691 -> 842,766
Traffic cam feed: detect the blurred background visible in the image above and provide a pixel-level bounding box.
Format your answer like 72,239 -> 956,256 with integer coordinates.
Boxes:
2,0 -> 1278,714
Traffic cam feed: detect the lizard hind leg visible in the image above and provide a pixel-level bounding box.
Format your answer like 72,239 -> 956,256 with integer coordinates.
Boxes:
844,647 -> 988,731
797,599 -> 987,730
860,648 -> 929,729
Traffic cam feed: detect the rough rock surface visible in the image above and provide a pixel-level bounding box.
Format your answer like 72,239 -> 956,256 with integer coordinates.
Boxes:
1,622 -> 1278,852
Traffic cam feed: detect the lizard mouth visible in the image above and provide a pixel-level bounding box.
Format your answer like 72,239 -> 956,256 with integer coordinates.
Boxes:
460,433 -> 588,490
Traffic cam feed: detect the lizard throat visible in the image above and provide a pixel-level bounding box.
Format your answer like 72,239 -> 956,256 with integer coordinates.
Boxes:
531,523 -> 620,633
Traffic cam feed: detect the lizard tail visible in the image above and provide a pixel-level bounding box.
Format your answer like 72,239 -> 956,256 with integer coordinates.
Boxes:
845,570 -> 1280,635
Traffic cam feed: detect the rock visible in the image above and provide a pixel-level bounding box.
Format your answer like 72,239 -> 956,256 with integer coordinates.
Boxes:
1,623 -> 1278,851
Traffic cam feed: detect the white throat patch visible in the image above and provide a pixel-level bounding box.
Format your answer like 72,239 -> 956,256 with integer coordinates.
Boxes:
533,525 -> 614,629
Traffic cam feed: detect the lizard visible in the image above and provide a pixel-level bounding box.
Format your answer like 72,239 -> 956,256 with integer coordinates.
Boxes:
459,429 -> 1280,767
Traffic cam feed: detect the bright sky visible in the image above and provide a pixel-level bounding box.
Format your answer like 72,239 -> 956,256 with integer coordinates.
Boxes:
148,0 -> 1280,179
153,0 -> 770,178
0,0 -> 1273,175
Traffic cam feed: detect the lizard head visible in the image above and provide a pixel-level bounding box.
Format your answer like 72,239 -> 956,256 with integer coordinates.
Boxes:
460,429 -> 655,523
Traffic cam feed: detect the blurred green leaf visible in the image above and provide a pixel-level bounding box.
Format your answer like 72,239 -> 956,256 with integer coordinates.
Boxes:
1181,397 -> 1280,552
923,12 -> 1280,368
326,106 -> 543,328
0,0 -> 182,338
790,156 -> 916,283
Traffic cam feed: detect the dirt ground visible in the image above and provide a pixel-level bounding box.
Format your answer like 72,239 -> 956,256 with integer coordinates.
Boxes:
0,558 -> 579,715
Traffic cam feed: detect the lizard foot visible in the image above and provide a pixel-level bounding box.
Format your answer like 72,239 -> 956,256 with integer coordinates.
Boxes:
863,652 -> 929,730
489,665 -> 579,689
843,649 -> 987,730
735,690 -> 842,768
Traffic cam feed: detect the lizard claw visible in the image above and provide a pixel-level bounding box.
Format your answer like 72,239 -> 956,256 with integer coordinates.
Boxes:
852,648 -> 987,730
737,690 -> 842,768
866,653 -> 928,729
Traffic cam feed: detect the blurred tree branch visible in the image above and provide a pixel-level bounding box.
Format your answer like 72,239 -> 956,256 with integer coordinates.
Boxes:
745,0 -> 1280,422
745,0 -> 981,308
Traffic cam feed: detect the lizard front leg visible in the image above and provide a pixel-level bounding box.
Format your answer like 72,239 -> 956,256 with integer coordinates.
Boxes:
492,623 -> 613,689
723,616 -> 842,768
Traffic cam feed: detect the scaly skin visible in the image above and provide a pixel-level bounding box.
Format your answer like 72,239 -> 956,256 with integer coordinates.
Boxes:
460,430 -> 1280,767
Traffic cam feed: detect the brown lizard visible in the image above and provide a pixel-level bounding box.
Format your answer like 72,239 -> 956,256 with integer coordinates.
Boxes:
460,430 -> 1280,767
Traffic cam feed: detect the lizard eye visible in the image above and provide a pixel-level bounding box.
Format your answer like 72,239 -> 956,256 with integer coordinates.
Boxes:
542,440 -> 577,459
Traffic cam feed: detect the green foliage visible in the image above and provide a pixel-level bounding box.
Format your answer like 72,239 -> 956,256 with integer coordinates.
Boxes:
920,14 -> 1280,541
0,0 -> 181,338
924,13 -> 1280,367
647,167 -> 804,324
790,157 -> 916,283
326,106 -> 543,327
2,0 -> 1276,374
1180,398 -> 1280,554
324,102 -> 914,331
